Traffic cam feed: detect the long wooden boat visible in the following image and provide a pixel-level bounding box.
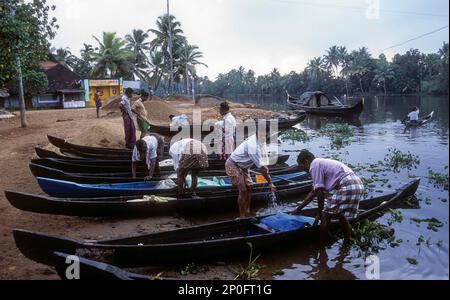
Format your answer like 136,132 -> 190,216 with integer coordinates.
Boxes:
149,113 -> 307,137
35,171 -> 308,198
47,135 -> 133,155
12,179 -> 420,267
5,180 -> 312,217
403,111 -> 434,127
30,154 -> 291,173
286,91 -> 364,117
29,162 -> 300,184
52,252 -> 160,280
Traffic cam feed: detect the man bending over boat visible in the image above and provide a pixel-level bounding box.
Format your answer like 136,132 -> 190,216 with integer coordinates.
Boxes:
169,138 -> 209,198
293,150 -> 364,243
132,133 -> 165,180
226,135 -> 276,218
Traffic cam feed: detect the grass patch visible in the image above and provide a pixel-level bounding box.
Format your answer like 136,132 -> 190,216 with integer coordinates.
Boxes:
233,243 -> 264,280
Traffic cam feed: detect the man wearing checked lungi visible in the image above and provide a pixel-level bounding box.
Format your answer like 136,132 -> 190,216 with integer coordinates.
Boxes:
293,149 -> 364,244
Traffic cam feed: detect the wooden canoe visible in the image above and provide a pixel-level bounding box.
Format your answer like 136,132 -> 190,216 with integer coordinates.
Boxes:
30,154 -> 291,173
29,162 -> 300,184
35,171 -> 309,198
286,91 -> 364,117
12,179 -> 419,268
403,111 -> 434,127
52,252 -> 162,280
148,114 -> 307,137
5,180 -> 312,217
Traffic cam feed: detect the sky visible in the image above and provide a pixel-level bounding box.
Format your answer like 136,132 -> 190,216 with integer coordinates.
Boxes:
48,0 -> 449,79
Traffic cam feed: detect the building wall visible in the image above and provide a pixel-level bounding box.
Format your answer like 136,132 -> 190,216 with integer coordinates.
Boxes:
86,79 -> 123,107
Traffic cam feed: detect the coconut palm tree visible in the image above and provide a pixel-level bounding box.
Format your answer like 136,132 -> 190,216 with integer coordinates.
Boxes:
338,46 -> 352,95
323,45 -> 340,78
149,14 -> 185,92
175,43 -> 208,95
148,49 -> 165,92
126,29 -> 151,80
91,32 -> 134,79
306,57 -> 326,81
52,47 -> 78,69
373,54 -> 394,94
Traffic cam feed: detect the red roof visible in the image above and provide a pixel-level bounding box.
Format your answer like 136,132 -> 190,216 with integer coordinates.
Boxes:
39,55 -> 83,93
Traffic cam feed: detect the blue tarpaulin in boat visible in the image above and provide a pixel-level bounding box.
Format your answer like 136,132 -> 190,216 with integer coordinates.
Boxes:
260,213 -> 314,232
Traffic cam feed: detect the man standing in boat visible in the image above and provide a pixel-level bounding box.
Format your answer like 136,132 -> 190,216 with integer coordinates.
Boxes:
132,91 -> 151,139
169,138 -> 209,198
293,150 -> 364,244
226,134 -> 276,218
119,88 -> 136,149
216,102 -> 237,161
405,106 -> 420,125
131,133 -> 165,180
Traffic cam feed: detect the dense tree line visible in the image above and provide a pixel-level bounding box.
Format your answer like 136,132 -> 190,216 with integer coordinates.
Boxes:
198,44 -> 449,98
51,14 -> 206,96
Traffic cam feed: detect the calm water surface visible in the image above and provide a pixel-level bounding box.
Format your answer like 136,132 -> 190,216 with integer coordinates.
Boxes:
194,95 -> 449,280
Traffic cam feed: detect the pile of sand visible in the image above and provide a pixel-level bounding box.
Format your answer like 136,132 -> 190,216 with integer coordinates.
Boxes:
196,95 -> 226,107
201,106 -> 280,121
69,120 -> 127,148
102,95 -> 163,111
144,100 -> 183,125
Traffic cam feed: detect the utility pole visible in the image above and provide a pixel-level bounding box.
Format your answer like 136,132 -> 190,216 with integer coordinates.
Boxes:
167,0 -> 174,94
9,0 -> 27,127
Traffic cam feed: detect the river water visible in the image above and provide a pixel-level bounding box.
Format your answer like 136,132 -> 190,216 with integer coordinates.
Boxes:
197,95 -> 449,280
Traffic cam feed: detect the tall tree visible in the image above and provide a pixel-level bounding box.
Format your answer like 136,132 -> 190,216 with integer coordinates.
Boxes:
149,14 -> 184,93
176,43 -> 207,95
91,32 -> 134,79
373,54 -> 394,94
323,45 -> 340,78
0,0 -> 58,127
125,29 -> 151,80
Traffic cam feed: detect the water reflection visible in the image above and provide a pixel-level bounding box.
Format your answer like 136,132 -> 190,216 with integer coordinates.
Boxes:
308,244 -> 357,280
305,115 -> 363,130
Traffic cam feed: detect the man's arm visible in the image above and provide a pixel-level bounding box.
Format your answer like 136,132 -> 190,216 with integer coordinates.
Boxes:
260,166 -> 276,192
315,188 -> 326,221
145,159 -> 157,181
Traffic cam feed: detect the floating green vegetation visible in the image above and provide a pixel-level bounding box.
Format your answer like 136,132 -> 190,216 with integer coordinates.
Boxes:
179,262 -> 199,276
404,196 -> 421,209
281,129 -> 311,144
351,219 -> 397,254
384,148 -> 420,172
319,123 -> 354,136
410,217 -> 444,232
407,258 -> 419,265
427,168 -> 449,190
416,235 -> 432,247
233,243 -> 264,280
387,209 -> 403,226
318,123 -> 354,150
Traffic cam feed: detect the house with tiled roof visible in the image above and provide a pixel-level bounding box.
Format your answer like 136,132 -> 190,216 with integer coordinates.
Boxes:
2,54 -> 85,109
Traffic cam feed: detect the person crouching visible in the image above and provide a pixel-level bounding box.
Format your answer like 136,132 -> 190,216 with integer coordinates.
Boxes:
293,149 -> 364,244
169,138 -> 209,198
131,133 -> 164,181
